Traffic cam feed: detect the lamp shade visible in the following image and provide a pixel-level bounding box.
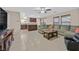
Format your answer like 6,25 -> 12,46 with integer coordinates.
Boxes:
75,28 -> 79,33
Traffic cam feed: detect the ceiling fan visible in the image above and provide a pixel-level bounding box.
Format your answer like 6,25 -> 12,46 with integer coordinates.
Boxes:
33,7 -> 52,13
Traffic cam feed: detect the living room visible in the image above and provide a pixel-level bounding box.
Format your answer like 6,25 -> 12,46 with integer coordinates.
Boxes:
0,7 -> 79,51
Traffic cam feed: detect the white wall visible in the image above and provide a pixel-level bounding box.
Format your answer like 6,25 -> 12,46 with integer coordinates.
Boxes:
37,18 -> 41,25
37,15 -> 54,25
7,11 -> 20,34
53,9 -> 79,26
21,18 -> 29,24
7,11 -> 23,51
44,16 -> 53,25
70,9 -> 79,26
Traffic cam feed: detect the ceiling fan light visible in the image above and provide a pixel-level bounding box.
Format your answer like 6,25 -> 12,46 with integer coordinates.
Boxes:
40,10 -> 45,13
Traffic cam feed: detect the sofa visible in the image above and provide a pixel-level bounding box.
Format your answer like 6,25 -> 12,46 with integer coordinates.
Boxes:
54,25 -> 79,36
38,25 -> 47,34
64,33 -> 79,51
38,25 -> 53,34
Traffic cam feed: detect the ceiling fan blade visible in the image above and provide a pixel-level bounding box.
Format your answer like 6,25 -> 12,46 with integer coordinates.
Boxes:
46,9 -> 51,11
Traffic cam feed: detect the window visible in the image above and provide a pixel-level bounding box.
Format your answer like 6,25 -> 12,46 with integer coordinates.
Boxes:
53,16 -> 60,25
53,15 -> 71,30
61,15 -> 71,25
61,15 -> 71,30
53,16 -> 61,29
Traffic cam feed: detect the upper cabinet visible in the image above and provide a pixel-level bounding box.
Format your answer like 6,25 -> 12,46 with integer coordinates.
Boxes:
30,18 -> 37,22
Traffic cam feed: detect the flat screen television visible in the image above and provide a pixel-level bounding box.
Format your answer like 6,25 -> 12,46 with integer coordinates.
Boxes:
0,8 -> 7,31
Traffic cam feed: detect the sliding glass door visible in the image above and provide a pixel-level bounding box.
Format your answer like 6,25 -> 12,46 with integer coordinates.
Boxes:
61,15 -> 71,31
53,16 -> 61,29
53,15 -> 71,30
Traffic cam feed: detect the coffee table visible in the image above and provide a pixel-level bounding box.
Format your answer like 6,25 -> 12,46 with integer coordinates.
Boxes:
43,30 -> 58,40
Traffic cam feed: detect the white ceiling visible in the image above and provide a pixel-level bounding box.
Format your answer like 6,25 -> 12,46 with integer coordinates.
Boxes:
2,7 -> 79,18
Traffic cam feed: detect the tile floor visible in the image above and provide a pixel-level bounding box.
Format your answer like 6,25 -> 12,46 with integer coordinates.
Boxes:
10,30 -> 67,51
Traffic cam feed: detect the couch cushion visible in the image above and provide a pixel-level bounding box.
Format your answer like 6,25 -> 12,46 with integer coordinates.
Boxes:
64,31 -> 75,36
58,29 -> 75,36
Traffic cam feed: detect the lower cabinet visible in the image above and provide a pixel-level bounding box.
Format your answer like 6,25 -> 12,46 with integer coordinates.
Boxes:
21,24 -> 27,29
28,25 -> 37,31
